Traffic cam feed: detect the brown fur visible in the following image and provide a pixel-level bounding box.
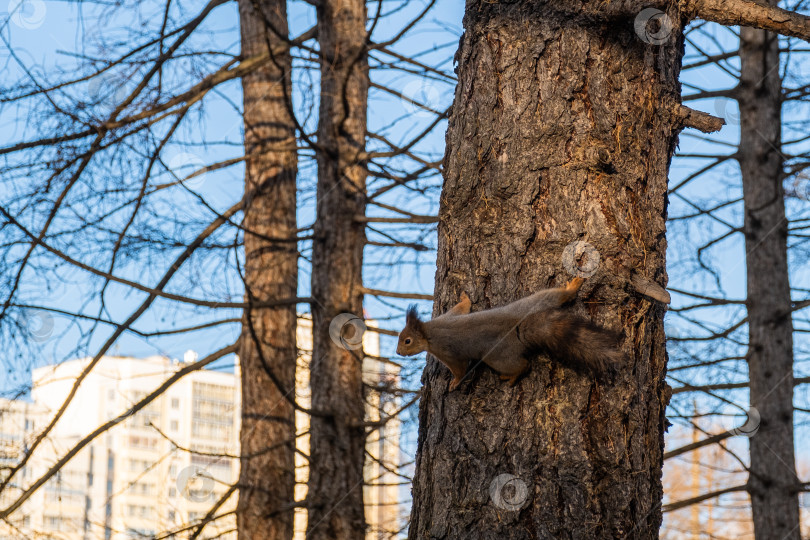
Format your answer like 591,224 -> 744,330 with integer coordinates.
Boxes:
396,279 -> 622,390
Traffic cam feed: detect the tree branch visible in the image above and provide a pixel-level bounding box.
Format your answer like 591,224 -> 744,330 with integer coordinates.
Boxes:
662,483 -> 748,513
361,287 -> 433,300
671,375 -> 810,395
686,0 -> 810,42
664,430 -> 733,460
673,104 -> 725,133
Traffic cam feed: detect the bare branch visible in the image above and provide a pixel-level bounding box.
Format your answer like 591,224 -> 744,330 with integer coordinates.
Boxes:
671,376 -> 810,395
686,0 -> 810,42
361,287 -> 433,300
673,104 -> 725,133
662,484 -> 748,513
664,430 -> 733,460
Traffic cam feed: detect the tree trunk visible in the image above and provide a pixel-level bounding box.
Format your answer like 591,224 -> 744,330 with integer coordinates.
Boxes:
738,4 -> 801,538
408,2 -> 682,538
307,0 -> 369,539
237,1 -> 298,539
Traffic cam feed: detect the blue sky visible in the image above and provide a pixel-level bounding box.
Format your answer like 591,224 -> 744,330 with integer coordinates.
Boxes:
0,0 -> 460,377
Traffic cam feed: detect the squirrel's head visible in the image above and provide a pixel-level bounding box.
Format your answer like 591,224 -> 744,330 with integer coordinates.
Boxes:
396,305 -> 428,356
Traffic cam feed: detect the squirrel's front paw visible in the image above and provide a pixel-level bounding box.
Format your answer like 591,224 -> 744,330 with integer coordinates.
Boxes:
448,377 -> 462,392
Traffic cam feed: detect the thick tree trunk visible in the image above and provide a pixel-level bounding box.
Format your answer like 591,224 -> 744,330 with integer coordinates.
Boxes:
409,2 -> 681,538
307,0 -> 369,539
738,5 -> 801,538
237,1 -> 298,539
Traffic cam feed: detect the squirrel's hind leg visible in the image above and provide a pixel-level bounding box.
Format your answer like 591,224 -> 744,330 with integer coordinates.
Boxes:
499,370 -> 526,386
481,338 -> 527,385
506,278 -> 586,315
447,363 -> 468,391
496,357 -> 529,386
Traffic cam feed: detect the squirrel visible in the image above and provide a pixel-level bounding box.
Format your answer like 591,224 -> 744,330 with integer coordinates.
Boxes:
396,277 -> 623,391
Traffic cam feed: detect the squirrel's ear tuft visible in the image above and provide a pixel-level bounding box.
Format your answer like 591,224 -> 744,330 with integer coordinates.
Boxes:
406,305 -> 420,325
405,305 -> 425,335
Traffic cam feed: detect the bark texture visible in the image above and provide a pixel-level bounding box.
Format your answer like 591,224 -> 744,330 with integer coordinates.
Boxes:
688,0 -> 810,43
409,2 -> 680,538
237,1 -> 298,539
738,5 -> 801,538
307,0 -> 369,539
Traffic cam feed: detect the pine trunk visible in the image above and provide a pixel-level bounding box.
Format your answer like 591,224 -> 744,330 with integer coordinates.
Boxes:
307,0 -> 369,539
237,1 -> 298,539
739,5 -> 801,538
408,2 -> 682,538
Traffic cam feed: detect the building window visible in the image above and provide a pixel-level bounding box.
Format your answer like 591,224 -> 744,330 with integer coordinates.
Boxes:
171,398 -> 180,409
170,420 -> 179,431
128,435 -> 157,450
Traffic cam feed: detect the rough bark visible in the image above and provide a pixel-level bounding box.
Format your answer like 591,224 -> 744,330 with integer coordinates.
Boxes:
307,0 -> 369,539
236,1 -> 298,539
408,2 -> 679,538
687,0 -> 810,43
738,5 -> 801,538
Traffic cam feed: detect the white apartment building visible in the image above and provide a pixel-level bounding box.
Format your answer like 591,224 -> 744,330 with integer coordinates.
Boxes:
1,353 -> 240,540
0,320 -> 403,540
294,318 -> 403,540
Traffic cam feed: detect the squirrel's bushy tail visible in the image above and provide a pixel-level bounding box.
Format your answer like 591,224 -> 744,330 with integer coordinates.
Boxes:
521,310 -> 623,374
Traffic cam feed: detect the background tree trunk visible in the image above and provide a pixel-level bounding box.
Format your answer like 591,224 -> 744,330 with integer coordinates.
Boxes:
408,2 -> 683,538
738,4 -> 801,537
237,1 -> 298,538
307,0 -> 369,539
